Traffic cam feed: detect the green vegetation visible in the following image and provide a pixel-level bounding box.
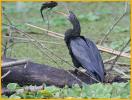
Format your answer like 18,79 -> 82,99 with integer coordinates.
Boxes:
2,81 -> 130,99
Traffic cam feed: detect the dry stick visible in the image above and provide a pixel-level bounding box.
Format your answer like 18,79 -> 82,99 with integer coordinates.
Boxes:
3,23 -> 99,83
99,2 -> 128,45
26,23 -> 130,58
108,38 -> 130,71
103,43 -> 130,64
1,70 -> 11,79
106,62 -> 130,66
103,50 -> 130,64
2,41 -> 18,51
3,40 -> 8,56
8,27 -> 14,57
103,56 -> 117,64
113,67 -> 130,79
26,23 -> 64,37
3,36 -> 64,45
3,12 -> 15,57
2,13 -> 13,25
62,3 -> 70,15
53,11 -> 68,17
2,59 -> 29,68
97,45 -> 130,58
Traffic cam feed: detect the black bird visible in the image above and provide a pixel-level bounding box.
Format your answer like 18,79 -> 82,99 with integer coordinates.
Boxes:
64,11 -> 105,82
40,1 -> 58,21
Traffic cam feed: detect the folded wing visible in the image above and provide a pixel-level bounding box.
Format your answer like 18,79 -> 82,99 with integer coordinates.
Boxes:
70,37 -> 105,81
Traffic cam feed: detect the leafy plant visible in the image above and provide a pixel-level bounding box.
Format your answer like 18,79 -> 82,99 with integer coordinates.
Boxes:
3,81 -> 130,99
7,83 -> 19,91
9,94 -> 21,99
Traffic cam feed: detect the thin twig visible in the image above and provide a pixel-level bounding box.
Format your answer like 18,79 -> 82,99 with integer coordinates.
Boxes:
106,62 -> 130,66
99,2 -> 128,44
2,13 -> 13,25
26,23 -> 64,37
108,38 -> 130,71
103,56 -> 117,64
97,45 -> 130,58
1,70 -> 11,79
3,36 -> 64,45
2,59 -> 29,68
62,2 -> 70,14
53,11 -> 67,17
113,67 -> 130,79
2,11 -> 15,57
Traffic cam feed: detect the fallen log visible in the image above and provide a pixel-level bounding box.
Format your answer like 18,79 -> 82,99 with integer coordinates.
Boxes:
2,58 -> 87,87
2,57 -> 128,87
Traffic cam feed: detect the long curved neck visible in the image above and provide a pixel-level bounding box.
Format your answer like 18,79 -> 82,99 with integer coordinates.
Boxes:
64,12 -> 81,44
70,16 -> 81,35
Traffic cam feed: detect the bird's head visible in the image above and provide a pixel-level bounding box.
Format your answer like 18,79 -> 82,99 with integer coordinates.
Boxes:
67,11 -> 78,24
67,11 -> 81,36
64,11 -> 81,42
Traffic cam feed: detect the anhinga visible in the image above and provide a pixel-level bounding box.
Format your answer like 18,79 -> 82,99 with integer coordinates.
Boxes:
64,11 -> 105,82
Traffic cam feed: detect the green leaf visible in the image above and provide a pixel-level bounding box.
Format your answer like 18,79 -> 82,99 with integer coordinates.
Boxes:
2,95 -> 8,98
9,94 -> 21,99
114,26 -> 129,33
4,82 -> 130,99
7,83 -> 19,91
37,90 -> 53,98
35,92 -> 44,98
67,84 -> 81,97
45,85 -> 60,93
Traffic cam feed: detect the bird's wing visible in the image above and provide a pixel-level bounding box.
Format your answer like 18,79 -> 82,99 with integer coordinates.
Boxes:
70,37 -> 105,80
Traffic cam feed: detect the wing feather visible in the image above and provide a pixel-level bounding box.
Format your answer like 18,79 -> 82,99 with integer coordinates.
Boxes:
70,37 -> 105,81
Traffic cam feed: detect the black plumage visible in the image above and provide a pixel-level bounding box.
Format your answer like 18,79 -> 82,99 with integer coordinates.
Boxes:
40,1 -> 58,21
64,11 -> 105,82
